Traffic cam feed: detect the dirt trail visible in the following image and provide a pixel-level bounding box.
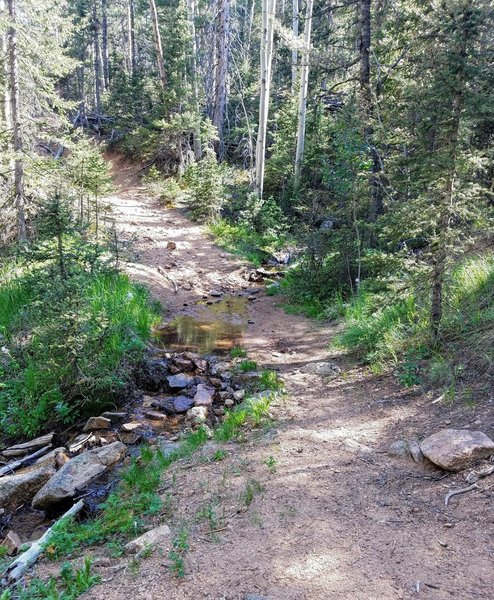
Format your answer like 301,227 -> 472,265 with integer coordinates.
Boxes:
84,155 -> 493,599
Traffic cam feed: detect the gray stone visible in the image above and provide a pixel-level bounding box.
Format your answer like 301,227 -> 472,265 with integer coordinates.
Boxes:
152,396 -> 176,414
172,357 -> 194,372
303,361 -> 341,377
186,406 -> 208,423
82,416 -> 111,432
166,374 -> 194,390
224,399 -> 234,408
32,441 -> 127,509
33,447 -> 68,466
100,412 -> 127,423
173,396 -> 194,413
0,463 -> 56,510
233,389 -> 245,402
408,440 -> 424,463
155,439 -> 180,457
125,524 -> 171,554
1,530 -> 21,555
419,429 -> 494,471
244,595 -> 268,600
121,422 -> 141,432
388,440 -> 409,458
194,384 -> 215,407
143,410 -> 167,421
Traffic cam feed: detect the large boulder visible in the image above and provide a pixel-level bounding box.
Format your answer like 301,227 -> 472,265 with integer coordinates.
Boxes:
420,429 -> 494,471
32,441 -> 127,509
137,359 -> 170,392
0,463 -> 56,510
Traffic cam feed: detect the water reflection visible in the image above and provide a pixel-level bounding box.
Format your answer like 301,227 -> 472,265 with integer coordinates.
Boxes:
154,295 -> 248,354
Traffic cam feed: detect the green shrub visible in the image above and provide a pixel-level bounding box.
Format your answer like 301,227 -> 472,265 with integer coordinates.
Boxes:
182,149 -> 226,222
0,262 -> 159,437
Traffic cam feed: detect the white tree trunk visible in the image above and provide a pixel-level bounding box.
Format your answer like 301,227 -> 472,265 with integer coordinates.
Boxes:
127,0 -> 137,77
7,0 -> 26,242
212,0 -> 230,158
291,0 -> 298,91
186,0 -> 202,159
294,0 -> 313,183
255,0 -> 276,197
149,0 -> 167,91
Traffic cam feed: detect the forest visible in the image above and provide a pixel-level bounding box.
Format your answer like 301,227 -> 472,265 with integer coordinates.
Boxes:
0,0 -> 493,597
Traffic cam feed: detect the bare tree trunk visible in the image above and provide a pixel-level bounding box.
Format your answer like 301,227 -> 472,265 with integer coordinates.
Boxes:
127,0 -> 137,77
92,1 -> 102,125
101,0 -> 109,88
6,0 -> 26,242
255,0 -> 276,197
186,0 -> 202,160
359,0 -> 383,220
291,0 -> 298,91
294,0 -> 313,183
212,0 -> 230,158
148,0 -> 167,91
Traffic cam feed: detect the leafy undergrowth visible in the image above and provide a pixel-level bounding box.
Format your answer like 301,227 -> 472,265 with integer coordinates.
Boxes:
334,254 -> 494,396
0,260 -> 159,438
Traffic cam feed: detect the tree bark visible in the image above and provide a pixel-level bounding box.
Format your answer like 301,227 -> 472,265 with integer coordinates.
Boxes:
6,0 -> 27,242
127,0 -> 137,78
212,0 -> 230,158
294,0 -> 313,183
148,0 -> 167,91
92,1 -> 102,124
359,0 -> 383,220
255,0 -> 276,197
101,0 -> 109,88
186,0 -> 202,160
291,0 -> 299,91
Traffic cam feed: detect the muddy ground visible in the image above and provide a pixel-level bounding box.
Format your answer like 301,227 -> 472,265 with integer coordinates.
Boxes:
38,154 -> 494,600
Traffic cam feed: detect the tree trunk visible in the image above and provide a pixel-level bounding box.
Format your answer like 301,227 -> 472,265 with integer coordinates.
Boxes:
294,0 -> 313,183
430,3 -> 471,343
291,0 -> 298,91
92,1 -> 102,124
6,0 -> 26,242
359,0 -> 383,221
127,0 -> 137,78
101,0 -> 109,88
212,0 -> 230,158
148,0 -> 167,91
255,0 -> 276,197
186,0 -> 202,160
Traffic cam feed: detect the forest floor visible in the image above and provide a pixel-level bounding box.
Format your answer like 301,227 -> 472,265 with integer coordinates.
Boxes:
63,154 -> 492,600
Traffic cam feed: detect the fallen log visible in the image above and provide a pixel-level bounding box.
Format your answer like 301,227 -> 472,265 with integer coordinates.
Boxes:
1,433 -> 54,458
0,446 -> 52,477
2,500 -> 84,585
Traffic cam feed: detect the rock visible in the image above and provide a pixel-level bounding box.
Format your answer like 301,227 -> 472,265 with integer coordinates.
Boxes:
121,422 -> 141,432
166,241 -> 177,250
120,432 -> 142,445
33,447 -> 67,465
32,441 -> 127,509
152,396 -> 176,414
209,377 -> 223,388
169,365 -> 180,375
233,390 -> 245,402
224,399 -> 234,408
419,429 -> 494,471
100,412 -> 127,423
142,396 -> 155,408
173,357 -> 194,372
125,524 -> 171,554
1,433 -> 54,458
319,218 -> 335,231
388,440 -> 409,458
155,439 -> 181,457
186,406 -> 208,423
143,410 -> 167,421
194,384 -> 215,407
137,358 -> 170,392
210,289 -> 222,297
82,416 -> 111,432
192,357 -> 207,372
166,374 -> 194,390
244,595 -> 268,600
1,530 -> 21,555
303,361 -> 341,377
173,396 -> 194,413
209,362 -> 230,376
408,440 -> 424,463
0,463 -> 56,510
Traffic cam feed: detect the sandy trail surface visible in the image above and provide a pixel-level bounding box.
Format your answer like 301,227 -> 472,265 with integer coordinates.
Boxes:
79,155 -> 494,600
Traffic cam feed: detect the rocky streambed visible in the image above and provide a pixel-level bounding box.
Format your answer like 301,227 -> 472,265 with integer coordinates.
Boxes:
0,314 -> 259,555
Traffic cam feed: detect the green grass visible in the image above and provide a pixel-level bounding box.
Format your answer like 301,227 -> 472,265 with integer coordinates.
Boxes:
209,220 -> 284,267
230,346 -> 247,358
237,359 -> 258,372
0,262 -> 160,437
